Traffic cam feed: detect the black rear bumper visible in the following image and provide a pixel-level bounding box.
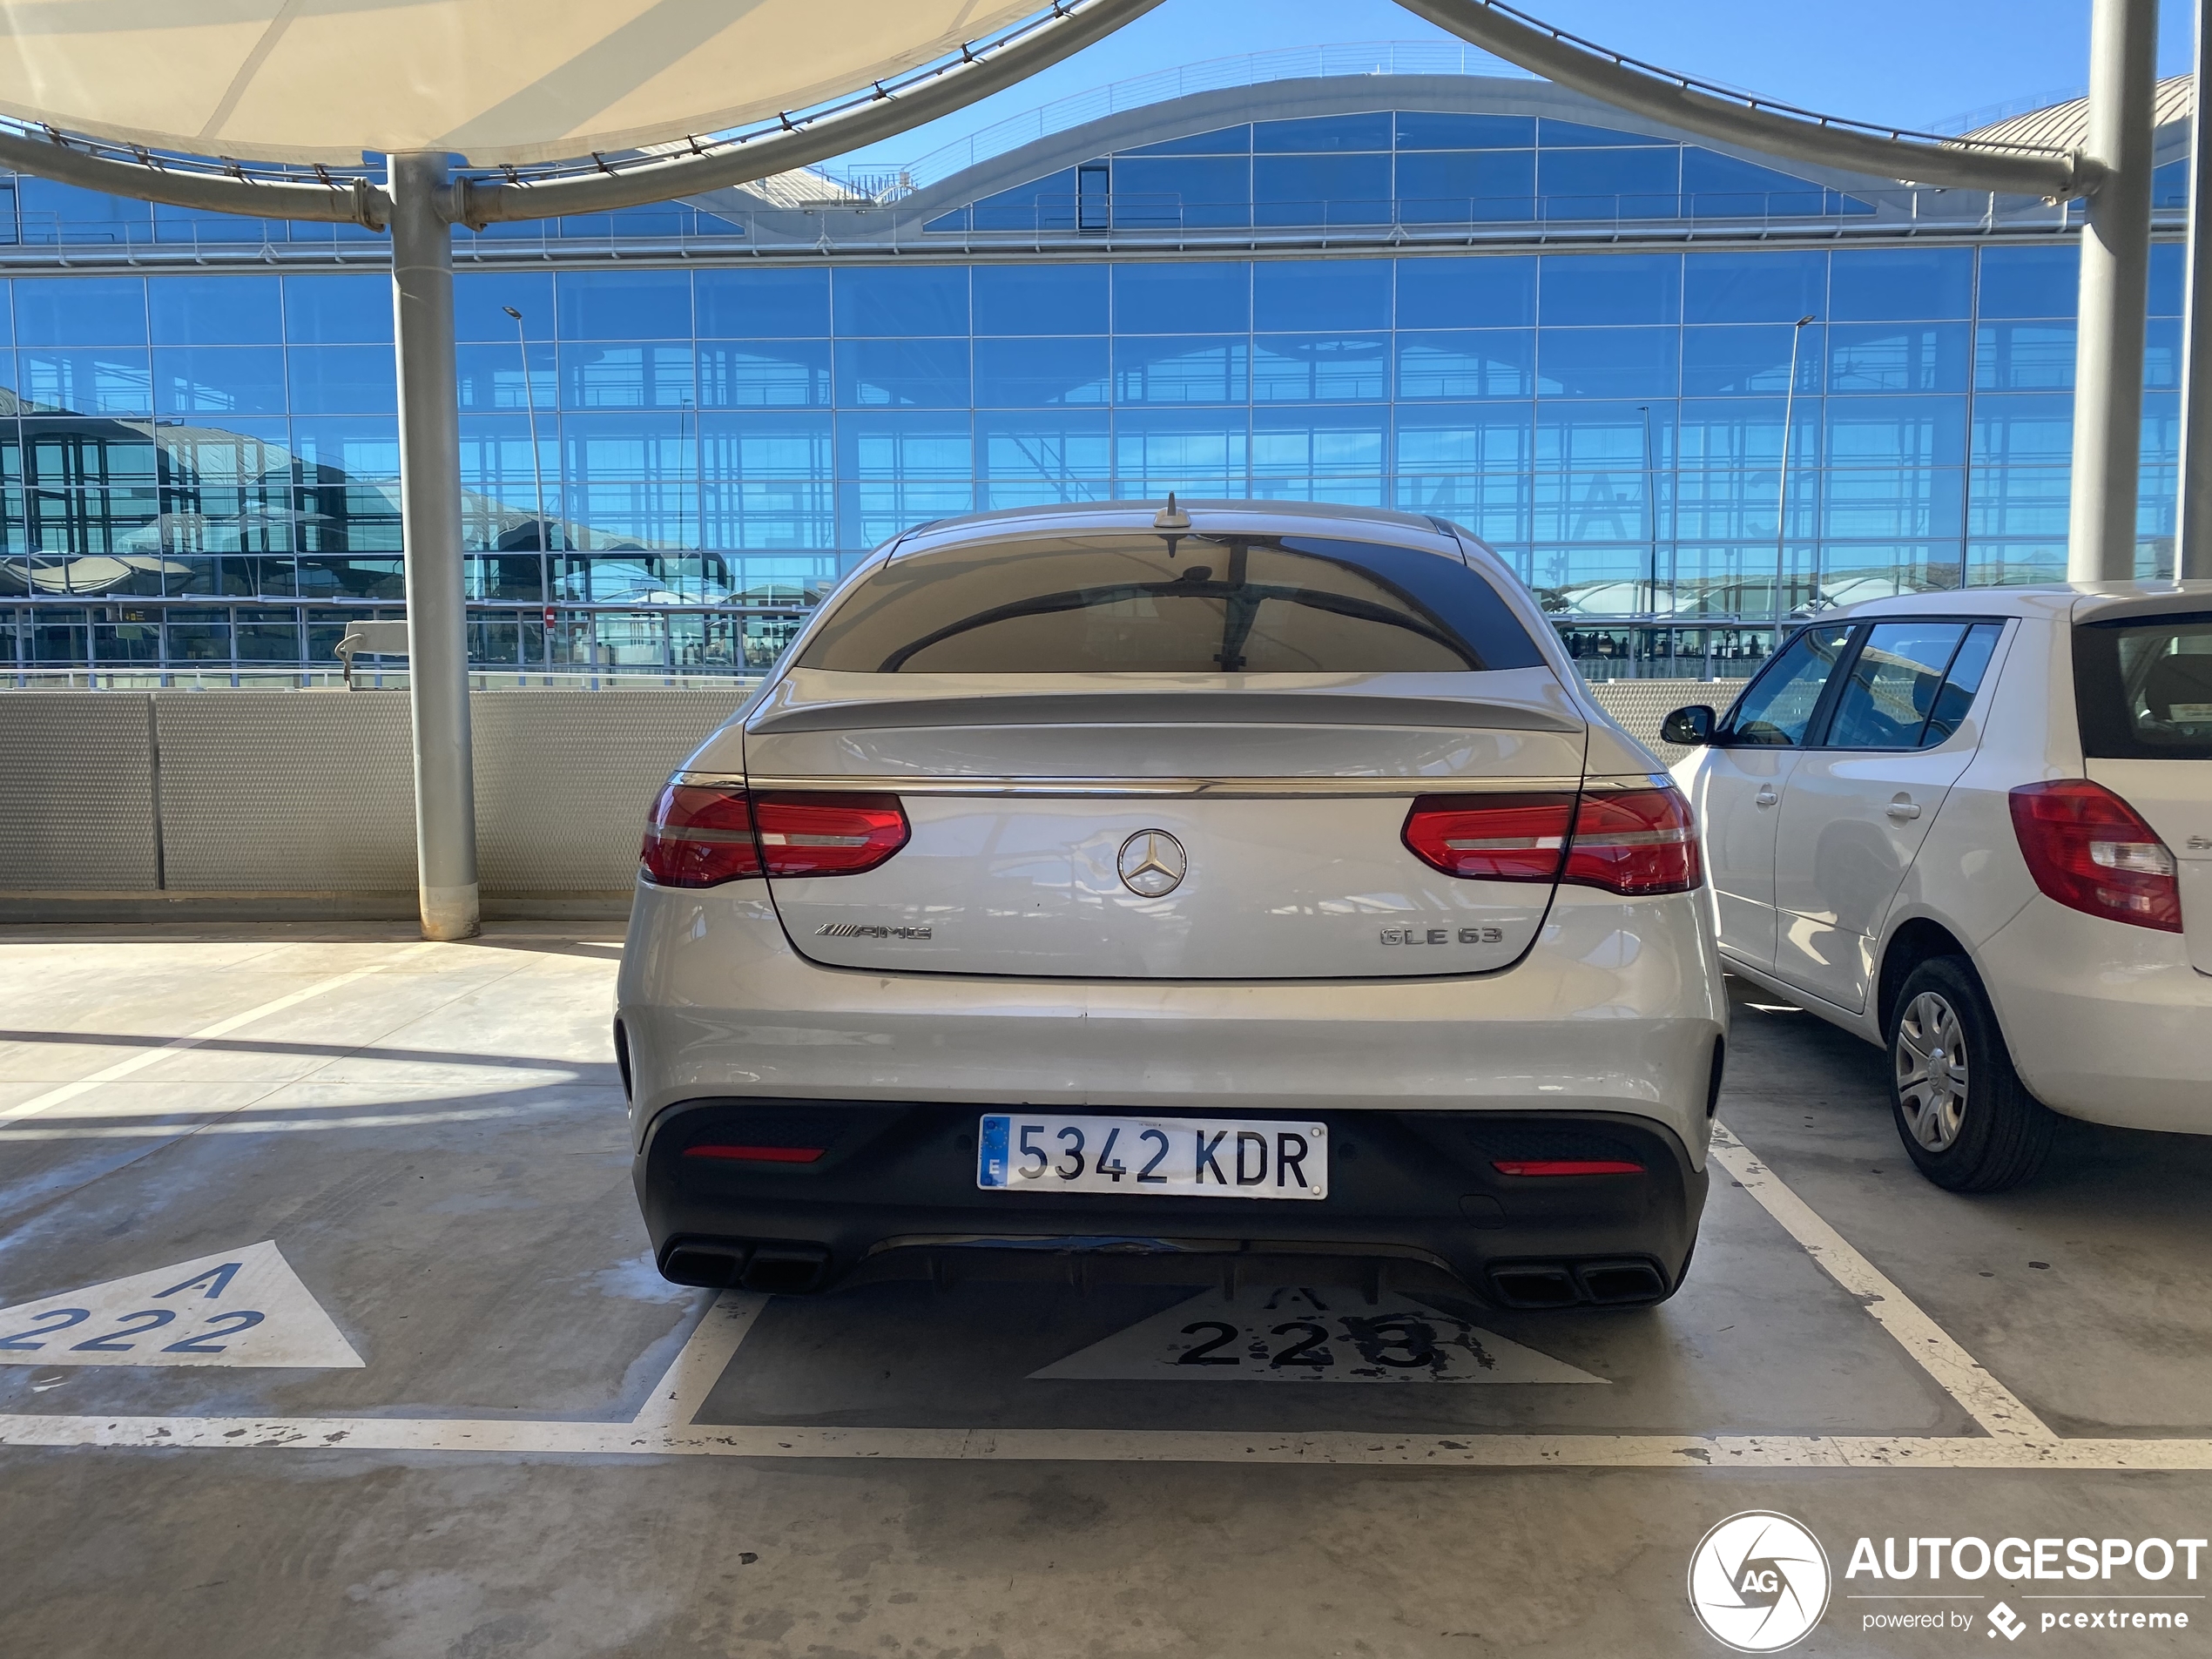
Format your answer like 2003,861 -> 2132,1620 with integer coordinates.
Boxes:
635,1099 -> 1708,1308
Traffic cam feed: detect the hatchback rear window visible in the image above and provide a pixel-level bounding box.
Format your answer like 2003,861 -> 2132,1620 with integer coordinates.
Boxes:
796,533 -> 1546,674
2074,610 -> 2212,760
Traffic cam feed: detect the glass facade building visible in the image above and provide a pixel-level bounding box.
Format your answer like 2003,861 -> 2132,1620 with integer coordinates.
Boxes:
0,65 -> 2191,679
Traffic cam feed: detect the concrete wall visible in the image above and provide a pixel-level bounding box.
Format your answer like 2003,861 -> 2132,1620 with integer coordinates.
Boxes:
0,680 -> 1741,919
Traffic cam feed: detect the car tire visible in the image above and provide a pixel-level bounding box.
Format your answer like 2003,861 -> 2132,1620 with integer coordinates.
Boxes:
1886,955 -> 2053,1193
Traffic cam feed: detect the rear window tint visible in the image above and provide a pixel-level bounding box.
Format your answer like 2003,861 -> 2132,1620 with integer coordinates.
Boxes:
2074,610 -> 2212,760
797,532 -> 1546,674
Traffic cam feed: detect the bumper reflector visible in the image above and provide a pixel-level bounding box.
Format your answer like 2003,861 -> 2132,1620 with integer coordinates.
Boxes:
682,1143 -> 825,1163
1491,1158 -> 1643,1177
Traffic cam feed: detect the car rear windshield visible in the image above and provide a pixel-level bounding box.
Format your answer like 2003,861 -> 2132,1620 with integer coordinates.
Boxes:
2074,610 -> 2212,760
795,533 -> 1547,674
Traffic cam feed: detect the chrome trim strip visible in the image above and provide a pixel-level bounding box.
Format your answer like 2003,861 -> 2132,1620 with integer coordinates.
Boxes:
674,772 -> 1672,799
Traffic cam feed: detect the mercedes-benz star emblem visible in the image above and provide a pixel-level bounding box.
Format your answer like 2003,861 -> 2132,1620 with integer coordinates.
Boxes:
1116,830 -> 1188,897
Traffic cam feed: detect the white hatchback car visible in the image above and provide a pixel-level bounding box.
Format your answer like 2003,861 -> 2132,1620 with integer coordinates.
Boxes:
616,501 -> 1727,1307
1667,583 -> 2212,1191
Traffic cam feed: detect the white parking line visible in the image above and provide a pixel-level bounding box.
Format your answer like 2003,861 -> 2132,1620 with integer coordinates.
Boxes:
1,942 -> 442,1124
1708,1120 -> 2057,1445
631,1292 -> 770,1429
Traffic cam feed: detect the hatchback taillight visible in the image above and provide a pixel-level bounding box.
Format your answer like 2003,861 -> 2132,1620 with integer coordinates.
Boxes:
641,786 -> 908,887
2008,780 -> 2182,933
1402,786 -> 1699,896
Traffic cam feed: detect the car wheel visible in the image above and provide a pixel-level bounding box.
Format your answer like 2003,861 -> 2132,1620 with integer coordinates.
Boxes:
1887,955 -> 2052,1193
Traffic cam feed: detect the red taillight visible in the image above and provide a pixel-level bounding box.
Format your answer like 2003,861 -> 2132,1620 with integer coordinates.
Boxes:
2008,780 -> 2182,933
1400,786 -> 1699,895
682,1143 -> 825,1163
751,792 -> 909,876
640,787 -> 908,887
1492,1158 -> 1645,1177
1561,788 -> 1701,897
1402,793 -> 1575,880
641,785 -> 762,888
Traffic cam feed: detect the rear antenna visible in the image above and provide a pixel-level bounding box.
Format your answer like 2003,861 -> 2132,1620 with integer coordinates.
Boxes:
1153,491 -> 1190,531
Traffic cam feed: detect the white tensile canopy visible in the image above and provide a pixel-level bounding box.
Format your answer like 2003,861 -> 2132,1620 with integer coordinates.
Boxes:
0,0 -> 1049,165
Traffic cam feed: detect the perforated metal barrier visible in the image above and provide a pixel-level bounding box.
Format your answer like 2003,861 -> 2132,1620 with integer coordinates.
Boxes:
0,681 -> 1739,916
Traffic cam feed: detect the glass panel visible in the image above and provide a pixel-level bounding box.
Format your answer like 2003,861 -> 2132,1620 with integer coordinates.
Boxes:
155,347 -> 287,415
456,340 -> 556,412
834,338 -> 968,408
164,610 -> 233,660
1395,404 -> 1535,471
1109,158 -> 1251,229
559,411 -> 697,552
1536,327 -> 1677,398
556,342 -> 694,410
1113,336 -> 1249,403
1827,396 -> 1966,468
286,345 -> 398,414
1113,263 -> 1249,334
17,180 -> 150,246
1539,119 -> 1671,147
695,268 -> 830,338
1252,335 -> 1388,402
1397,255 -> 1534,328
1826,321 -> 1971,394
799,531 -> 1539,674
833,266 -> 968,336
1969,462 -> 2070,537
1253,154 -> 1391,226
1824,467 -> 1965,539
1538,147 -> 1680,218
1680,148 -> 1826,214
1682,324 -> 1821,395
149,276 -> 283,345
556,271 -> 692,340
1923,622 -> 2002,743
699,412 -> 835,550
1827,247 -> 1972,320
971,265 -> 1109,335
977,409 -> 1112,509
1395,111 -> 1535,149
1252,260 -> 1391,332
973,336 -> 1109,407
693,340 -> 826,408
1683,251 -> 1826,324
281,274 -> 392,344
1396,151 -> 1535,223
1826,621 -> 1968,748
968,168 -> 1078,233
1975,321 -> 2074,392
2150,242 -> 2182,317
1719,622 -> 1854,745
1112,408 -> 1248,496
1972,393 -> 2072,464
1119,125 -> 1251,157
453,272 -> 556,342
2145,316 -> 2182,390
15,277 -> 146,345
234,605 -> 302,663
1540,253 -> 1682,325
1977,246 -> 2078,320
1252,112 -> 1393,152
1396,330 -> 1534,399
19,347 -> 152,415
1251,407 -> 1387,480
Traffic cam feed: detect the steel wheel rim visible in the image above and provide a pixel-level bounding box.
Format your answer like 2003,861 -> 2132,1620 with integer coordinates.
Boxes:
1895,990 -> 1970,1152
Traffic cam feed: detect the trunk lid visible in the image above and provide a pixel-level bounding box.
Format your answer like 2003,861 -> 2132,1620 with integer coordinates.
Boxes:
739,667 -> 1589,980
2081,758 -> 2212,974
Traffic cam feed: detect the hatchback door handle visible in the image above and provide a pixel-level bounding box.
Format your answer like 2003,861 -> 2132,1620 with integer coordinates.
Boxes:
1886,797 -> 1922,821
1755,786 -> 1778,807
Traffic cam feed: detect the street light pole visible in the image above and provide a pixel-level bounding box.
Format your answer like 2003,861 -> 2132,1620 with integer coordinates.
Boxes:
1774,314 -> 1815,650
1639,402 -> 1657,678
2176,0 -> 2212,578
501,305 -> 553,669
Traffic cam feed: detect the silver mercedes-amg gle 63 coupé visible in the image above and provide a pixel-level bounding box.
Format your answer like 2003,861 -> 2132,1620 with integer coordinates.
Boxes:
615,501 -> 1726,1309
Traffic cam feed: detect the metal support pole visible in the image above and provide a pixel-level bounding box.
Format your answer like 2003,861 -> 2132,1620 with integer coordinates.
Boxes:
389,152 -> 480,941
1774,316 -> 1814,645
2068,0 -> 2158,583
2176,0 -> 2212,577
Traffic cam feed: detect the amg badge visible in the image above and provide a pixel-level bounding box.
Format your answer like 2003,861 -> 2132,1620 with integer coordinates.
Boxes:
816,922 -> 933,940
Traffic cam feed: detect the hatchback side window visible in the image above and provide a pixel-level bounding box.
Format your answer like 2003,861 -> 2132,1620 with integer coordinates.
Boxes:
1718,624 -> 1854,745
1824,622 -> 1968,749
1920,622 -> 2003,744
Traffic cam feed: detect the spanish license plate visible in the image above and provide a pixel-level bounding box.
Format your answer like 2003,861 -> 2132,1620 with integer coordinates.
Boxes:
976,1113 -> 1328,1200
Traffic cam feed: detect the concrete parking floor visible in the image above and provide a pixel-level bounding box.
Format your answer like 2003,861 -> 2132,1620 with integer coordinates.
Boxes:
1,924 -> 2208,1658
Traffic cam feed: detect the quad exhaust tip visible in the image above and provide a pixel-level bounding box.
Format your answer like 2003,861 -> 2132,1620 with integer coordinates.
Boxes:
1488,1258 -> 1668,1309
660,1238 -> 832,1295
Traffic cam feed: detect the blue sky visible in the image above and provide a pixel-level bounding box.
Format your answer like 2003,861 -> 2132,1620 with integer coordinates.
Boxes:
826,0 -> 2193,173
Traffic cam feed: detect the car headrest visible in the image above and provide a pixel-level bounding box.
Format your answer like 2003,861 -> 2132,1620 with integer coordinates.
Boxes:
2140,651 -> 2212,721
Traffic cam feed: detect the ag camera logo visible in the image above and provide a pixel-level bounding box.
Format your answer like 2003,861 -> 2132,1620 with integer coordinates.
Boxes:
1688,1511 -> 1832,1652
